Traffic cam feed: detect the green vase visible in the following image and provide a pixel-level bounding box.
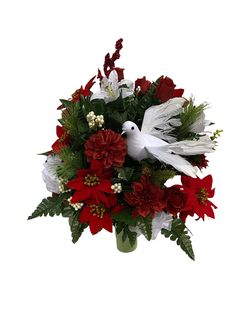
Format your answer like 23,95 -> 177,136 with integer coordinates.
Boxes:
115,230 -> 137,253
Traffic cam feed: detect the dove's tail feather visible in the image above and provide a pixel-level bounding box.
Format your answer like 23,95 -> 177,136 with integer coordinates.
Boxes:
168,136 -> 215,156
145,146 -> 197,178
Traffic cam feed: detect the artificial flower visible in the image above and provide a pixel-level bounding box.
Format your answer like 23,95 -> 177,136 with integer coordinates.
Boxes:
165,186 -> 188,216
79,195 -> 122,234
135,76 -> 152,94
67,159 -> 113,206
124,176 -> 166,218
51,125 -> 70,153
85,129 -> 127,168
178,175 -> 217,221
42,154 -> 62,194
155,76 -> 184,103
90,70 -> 134,104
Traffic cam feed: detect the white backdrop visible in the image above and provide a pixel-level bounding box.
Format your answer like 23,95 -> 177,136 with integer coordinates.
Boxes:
0,0 -> 235,313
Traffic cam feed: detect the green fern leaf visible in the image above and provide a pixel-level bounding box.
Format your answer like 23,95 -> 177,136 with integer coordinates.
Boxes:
161,219 -> 195,260
138,215 -> 152,241
69,213 -> 87,243
28,194 -> 68,220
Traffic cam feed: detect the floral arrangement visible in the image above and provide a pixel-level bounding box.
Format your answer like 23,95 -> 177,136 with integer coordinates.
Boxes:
28,39 -> 221,259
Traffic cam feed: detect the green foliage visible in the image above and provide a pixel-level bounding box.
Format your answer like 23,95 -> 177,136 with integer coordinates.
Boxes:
28,194 -> 68,220
161,219 -> 195,260
176,98 -> 207,140
116,167 -> 134,181
58,100 -> 88,139
57,147 -> 86,180
115,224 -> 137,247
137,215 -> 152,240
151,169 -> 176,186
210,129 -> 223,141
69,212 -> 87,243
113,210 -> 137,226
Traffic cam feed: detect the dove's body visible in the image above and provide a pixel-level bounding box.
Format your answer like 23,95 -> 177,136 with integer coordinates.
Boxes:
126,131 -> 167,161
122,98 -> 215,178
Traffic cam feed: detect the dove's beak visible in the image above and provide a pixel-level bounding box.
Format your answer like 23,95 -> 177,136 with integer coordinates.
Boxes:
121,130 -> 126,135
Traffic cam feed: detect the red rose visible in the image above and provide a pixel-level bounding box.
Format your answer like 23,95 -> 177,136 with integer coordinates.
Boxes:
135,76 -> 152,94
124,176 -> 166,218
155,76 -> 184,103
165,186 -> 187,216
85,129 -> 127,168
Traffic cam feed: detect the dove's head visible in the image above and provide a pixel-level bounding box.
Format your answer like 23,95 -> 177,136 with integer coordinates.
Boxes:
122,121 -> 140,136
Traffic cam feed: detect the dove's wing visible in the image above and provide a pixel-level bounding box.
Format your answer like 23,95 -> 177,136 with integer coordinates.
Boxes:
168,135 -> 215,155
145,146 -> 197,178
141,97 -> 185,143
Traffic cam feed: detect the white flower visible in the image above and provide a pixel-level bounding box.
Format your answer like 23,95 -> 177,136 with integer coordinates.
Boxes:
90,70 -> 134,104
129,212 -> 173,240
42,154 -> 62,194
189,112 -> 211,133
151,212 -> 173,240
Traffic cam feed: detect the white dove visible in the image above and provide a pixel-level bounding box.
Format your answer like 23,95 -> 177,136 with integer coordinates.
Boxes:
122,97 -> 215,178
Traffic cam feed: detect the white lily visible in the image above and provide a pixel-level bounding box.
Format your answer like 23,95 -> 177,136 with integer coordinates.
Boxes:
90,70 -> 134,104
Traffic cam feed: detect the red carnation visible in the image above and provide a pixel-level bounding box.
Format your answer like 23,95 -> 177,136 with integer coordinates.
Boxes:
135,76 -> 152,94
67,160 -> 114,207
85,129 -> 127,168
51,125 -> 70,153
155,76 -> 184,103
124,176 -> 166,218
79,194 -> 122,235
177,175 -> 217,222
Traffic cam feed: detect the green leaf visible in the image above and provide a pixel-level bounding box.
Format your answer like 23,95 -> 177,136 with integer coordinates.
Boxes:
113,210 -> 137,226
28,194 -> 68,220
116,167 -> 134,181
69,212 -> 87,243
137,215 -> 152,240
57,147 -> 85,180
151,169 -> 176,186
59,99 -> 73,108
176,98 -> 207,140
161,219 -> 195,260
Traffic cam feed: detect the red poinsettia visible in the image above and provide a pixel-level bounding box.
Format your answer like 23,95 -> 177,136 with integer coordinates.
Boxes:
135,76 -> 152,94
177,175 -> 217,222
51,125 -> 70,153
79,194 -> 122,234
67,160 -> 114,207
155,76 -> 184,103
85,129 -> 127,168
124,176 -> 166,218
71,76 -> 96,102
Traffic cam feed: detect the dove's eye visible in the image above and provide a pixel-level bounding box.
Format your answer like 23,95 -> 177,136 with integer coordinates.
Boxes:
131,126 -> 134,130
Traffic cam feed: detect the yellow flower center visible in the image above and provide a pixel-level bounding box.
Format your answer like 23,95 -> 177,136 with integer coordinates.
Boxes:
106,85 -> 116,97
197,188 -> 209,205
84,174 -> 100,186
90,204 -> 106,218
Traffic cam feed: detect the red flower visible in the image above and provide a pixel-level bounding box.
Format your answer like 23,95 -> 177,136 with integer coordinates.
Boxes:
85,129 -> 127,168
155,76 -> 184,103
67,160 -> 114,207
124,176 -> 166,218
178,175 -> 217,222
71,76 -> 96,102
190,154 -> 209,170
135,76 -> 152,94
51,125 -> 70,153
165,186 -> 188,216
79,195 -> 122,234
